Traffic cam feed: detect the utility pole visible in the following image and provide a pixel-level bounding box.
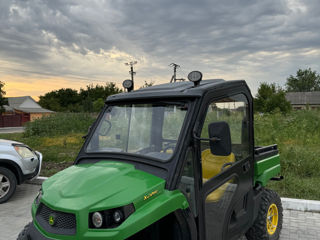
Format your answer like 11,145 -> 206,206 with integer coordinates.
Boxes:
169,63 -> 185,83
125,61 -> 137,90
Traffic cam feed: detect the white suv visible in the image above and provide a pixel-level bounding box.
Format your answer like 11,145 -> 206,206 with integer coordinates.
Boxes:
0,139 -> 42,203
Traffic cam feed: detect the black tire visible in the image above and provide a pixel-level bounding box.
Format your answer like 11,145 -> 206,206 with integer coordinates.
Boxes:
0,167 -> 17,204
17,222 -> 32,240
245,188 -> 283,240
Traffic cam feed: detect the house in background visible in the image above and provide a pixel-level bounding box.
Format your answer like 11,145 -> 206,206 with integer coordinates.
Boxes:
286,92 -> 320,110
1,96 -> 53,127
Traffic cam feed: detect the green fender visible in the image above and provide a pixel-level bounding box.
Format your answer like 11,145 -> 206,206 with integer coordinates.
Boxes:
254,154 -> 281,186
115,189 -> 189,239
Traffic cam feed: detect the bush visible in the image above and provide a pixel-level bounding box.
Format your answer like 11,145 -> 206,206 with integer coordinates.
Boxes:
24,113 -> 97,137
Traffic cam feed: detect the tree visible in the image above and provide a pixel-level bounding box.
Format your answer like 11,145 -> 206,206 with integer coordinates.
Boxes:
39,88 -> 80,112
82,97 -> 93,112
39,82 -> 122,112
0,81 -> 8,114
79,83 -> 122,100
286,68 -> 320,92
93,98 -> 105,112
79,83 -> 122,112
254,83 -> 291,114
139,81 -> 154,89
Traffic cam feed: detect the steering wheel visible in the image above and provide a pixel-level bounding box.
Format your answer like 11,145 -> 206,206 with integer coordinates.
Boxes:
98,120 -> 112,136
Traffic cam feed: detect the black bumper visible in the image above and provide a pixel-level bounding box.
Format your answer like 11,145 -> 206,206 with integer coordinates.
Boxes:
27,222 -> 50,240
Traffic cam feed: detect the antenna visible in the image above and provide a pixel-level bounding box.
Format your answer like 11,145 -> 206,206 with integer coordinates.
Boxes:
169,63 -> 185,83
124,61 -> 138,90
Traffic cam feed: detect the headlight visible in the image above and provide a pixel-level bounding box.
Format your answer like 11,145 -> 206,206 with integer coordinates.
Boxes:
35,188 -> 43,205
92,212 -> 103,228
13,145 -> 36,159
89,204 -> 135,229
113,210 -> 123,223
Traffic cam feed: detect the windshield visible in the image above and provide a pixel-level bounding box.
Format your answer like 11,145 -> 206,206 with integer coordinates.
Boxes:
86,102 -> 188,161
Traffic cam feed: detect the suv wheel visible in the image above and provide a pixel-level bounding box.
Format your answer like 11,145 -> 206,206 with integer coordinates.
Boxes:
0,167 -> 17,204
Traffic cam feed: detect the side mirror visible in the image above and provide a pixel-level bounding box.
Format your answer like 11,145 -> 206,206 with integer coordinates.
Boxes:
208,121 -> 232,156
82,125 -> 92,139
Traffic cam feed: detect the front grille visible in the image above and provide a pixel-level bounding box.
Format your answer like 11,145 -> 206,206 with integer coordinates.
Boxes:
36,203 -> 76,235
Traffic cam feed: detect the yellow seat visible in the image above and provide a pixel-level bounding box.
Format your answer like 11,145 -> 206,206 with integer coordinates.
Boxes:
202,149 -> 235,202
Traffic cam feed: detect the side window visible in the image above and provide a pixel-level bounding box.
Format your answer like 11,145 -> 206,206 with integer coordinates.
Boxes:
201,94 -> 250,180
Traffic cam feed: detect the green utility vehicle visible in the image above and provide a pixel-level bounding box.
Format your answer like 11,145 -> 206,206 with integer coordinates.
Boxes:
19,71 -> 283,240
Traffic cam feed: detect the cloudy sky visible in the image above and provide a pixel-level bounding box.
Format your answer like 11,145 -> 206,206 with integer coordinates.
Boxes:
1,0 -> 320,99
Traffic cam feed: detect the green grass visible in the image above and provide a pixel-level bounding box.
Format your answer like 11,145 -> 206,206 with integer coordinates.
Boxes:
255,109 -> 320,200
1,110 -> 320,200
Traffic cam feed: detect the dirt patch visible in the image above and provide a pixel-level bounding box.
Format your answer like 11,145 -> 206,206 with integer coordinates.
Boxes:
41,161 -> 73,177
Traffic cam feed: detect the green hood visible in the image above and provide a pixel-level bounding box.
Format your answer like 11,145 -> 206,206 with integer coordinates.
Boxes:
41,161 -> 165,212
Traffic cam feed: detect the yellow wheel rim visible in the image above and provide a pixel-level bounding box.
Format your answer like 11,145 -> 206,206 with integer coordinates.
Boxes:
267,203 -> 278,235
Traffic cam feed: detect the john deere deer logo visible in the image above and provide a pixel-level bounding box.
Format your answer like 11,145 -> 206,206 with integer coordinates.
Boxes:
48,214 -> 56,226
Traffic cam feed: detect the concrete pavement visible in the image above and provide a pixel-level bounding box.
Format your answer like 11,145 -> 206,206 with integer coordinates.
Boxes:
0,127 -> 25,134
0,184 -> 40,240
281,210 -> 320,240
1,184 -> 320,240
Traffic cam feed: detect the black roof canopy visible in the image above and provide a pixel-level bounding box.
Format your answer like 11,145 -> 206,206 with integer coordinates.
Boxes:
106,79 -> 248,103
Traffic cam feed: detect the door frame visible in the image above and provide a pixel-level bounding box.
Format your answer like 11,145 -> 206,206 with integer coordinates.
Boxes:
193,86 -> 255,240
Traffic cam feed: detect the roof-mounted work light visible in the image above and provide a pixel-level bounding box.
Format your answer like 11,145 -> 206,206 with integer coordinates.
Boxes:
188,71 -> 202,87
122,79 -> 133,92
